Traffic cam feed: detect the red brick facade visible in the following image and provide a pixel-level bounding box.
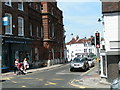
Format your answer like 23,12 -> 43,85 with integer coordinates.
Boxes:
1,1 -> 65,69
41,2 -> 65,62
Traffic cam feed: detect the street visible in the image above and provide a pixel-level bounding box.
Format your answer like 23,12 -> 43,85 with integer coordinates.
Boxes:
2,63 -> 110,90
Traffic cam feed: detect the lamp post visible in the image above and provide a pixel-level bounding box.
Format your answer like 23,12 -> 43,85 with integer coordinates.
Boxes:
98,18 -> 107,78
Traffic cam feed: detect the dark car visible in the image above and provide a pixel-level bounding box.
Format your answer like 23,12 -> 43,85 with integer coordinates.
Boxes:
70,57 -> 89,72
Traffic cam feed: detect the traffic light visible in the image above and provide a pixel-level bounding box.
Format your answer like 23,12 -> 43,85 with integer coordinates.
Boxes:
95,32 -> 100,48
91,37 -> 95,45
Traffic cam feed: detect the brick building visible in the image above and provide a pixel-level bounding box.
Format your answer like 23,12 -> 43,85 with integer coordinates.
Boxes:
1,2 -> 43,69
41,2 -> 65,65
1,1 -> 65,70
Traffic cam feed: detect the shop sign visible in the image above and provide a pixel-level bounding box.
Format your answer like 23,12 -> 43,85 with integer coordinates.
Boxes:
2,16 -> 8,26
4,40 -> 32,44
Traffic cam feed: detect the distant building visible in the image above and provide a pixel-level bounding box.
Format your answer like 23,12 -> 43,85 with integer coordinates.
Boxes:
66,36 -> 96,62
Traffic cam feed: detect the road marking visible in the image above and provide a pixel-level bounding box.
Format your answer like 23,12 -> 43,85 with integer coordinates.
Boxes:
12,81 -> 17,83
69,79 -> 88,88
52,78 -> 64,80
20,78 -> 33,79
21,85 -> 27,87
45,81 -> 57,86
3,77 -> 13,80
56,72 -> 81,75
81,66 -> 96,76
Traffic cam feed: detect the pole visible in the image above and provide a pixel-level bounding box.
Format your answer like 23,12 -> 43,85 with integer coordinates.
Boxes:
97,48 -> 100,74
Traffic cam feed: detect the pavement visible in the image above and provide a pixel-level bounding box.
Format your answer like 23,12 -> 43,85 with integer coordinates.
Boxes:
1,63 -> 67,80
69,66 -> 111,89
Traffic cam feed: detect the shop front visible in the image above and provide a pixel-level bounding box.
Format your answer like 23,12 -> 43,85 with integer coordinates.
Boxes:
2,37 -> 32,70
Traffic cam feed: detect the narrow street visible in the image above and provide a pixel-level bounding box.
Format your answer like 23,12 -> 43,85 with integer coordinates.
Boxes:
2,63 -> 110,90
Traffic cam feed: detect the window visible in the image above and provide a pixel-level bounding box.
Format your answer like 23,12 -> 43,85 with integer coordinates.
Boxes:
5,13 -> 12,35
18,17 -> 24,36
4,0 -> 12,6
18,2 -> 23,11
41,26 -> 43,38
84,49 -> 87,53
41,5 -> 43,11
30,23 -> 32,36
84,43 -> 87,47
36,4 -> 38,10
29,2 -> 32,7
35,48 -> 39,60
89,49 -> 92,53
51,8 -> 54,15
39,5 -> 41,11
36,26 -> 39,37
52,23 -> 54,37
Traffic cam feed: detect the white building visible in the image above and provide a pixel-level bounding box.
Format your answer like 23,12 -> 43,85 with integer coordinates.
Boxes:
102,2 -> 120,82
66,36 -> 96,62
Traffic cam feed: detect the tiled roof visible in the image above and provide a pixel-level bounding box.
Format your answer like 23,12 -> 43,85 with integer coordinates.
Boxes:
66,37 -> 91,45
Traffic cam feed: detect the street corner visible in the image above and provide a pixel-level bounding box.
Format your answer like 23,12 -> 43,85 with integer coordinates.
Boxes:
69,79 -> 91,89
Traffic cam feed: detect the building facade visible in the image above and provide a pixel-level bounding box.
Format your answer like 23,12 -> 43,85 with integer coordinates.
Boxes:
2,2 -> 43,69
102,2 -> 120,82
1,1 -> 65,70
41,2 -> 65,65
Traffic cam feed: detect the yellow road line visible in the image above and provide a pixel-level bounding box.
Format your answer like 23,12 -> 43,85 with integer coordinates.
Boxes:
52,78 -> 64,80
81,66 -> 96,76
21,85 -> 27,87
45,81 -> 57,86
69,79 -> 88,88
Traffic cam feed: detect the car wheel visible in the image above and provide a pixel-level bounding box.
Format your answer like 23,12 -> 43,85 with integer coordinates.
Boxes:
70,68 -> 73,72
83,65 -> 87,71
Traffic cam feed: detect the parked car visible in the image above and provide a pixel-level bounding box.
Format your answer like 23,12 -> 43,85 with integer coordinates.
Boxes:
70,57 -> 89,72
110,77 -> 120,90
87,58 -> 95,67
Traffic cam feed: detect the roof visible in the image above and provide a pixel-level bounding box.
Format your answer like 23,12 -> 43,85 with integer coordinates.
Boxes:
66,37 -> 91,45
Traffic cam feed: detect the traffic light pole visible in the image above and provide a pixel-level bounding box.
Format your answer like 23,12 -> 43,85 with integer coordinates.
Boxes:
96,48 -> 100,75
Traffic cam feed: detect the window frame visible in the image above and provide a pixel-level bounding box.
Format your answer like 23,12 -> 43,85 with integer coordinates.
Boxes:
5,13 -> 12,35
4,0 -> 12,7
18,17 -> 24,36
18,2 -> 24,11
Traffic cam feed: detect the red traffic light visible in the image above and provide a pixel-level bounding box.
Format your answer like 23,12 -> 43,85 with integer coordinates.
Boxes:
96,33 -> 99,36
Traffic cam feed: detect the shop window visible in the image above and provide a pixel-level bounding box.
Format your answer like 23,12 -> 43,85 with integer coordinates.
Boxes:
5,13 -> 12,35
35,48 -> 39,60
18,2 -> 24,11
18,17 -> 24,36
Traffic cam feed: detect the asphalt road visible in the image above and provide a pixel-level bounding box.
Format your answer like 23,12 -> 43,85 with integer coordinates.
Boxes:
2,63 -> 105,90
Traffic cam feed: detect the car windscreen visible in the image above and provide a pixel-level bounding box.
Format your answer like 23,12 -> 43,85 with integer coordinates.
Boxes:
72,58 -> 81,63
88,59 -> 92,61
